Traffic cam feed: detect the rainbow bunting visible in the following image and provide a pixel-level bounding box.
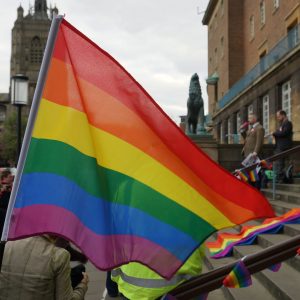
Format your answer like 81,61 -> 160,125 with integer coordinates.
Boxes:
2,17 -> 274,279
223,260 -> 252,288
207,208 -> 300,258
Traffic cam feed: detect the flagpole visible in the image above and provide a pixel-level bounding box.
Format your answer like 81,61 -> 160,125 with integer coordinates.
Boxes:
1,15 -> 63,244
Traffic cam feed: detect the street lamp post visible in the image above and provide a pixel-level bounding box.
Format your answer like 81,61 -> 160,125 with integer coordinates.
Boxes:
11,74 -> 29,164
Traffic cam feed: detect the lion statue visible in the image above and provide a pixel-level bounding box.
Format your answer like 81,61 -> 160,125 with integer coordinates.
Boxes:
186,73 -> 204,134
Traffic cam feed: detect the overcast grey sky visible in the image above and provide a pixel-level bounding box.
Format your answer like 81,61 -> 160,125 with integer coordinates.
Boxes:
0,0 -> 209,123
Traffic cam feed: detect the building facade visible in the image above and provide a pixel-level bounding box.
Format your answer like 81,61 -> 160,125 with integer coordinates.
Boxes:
10,0 -> 58,106
0,1 -> 58,163
0,0 -> 57,123
203,0 -> 300,144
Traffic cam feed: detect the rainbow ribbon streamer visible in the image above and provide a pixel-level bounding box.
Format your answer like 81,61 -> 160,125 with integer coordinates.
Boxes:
223,260 -> 252,288
207,208 -> 300,258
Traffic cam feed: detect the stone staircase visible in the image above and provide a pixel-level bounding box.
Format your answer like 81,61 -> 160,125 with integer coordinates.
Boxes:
204,178 -> 300,300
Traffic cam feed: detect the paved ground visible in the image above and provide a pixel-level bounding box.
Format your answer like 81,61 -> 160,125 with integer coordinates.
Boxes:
85,262 -> 122,300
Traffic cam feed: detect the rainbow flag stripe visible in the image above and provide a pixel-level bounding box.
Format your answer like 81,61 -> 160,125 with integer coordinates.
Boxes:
238,170 -> 249,182
248,169 -> 259,182
223,260 -> 252,288
207,208 -> 300,258
6,18 -> 274,279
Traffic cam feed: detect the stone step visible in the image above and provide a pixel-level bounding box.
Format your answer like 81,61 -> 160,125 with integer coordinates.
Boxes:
233,245 -> 300,300
272,183 -> 300,193
262,189 -> 300,205
256,233 -> 300,272
269,200 -> 298,215
205,219 -> 300,300
293,178 -> 300,184
204,252 -> 277,300
283,223 -> 300,236
202,263 -> 228,300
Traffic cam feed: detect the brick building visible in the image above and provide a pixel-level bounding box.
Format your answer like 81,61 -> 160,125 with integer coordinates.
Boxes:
202,0 -> 300,144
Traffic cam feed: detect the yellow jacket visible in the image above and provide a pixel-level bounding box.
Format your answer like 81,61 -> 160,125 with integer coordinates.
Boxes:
112,245 -> 205,300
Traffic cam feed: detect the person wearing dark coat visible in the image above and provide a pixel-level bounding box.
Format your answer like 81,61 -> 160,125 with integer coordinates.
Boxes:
272,110 -> 293,182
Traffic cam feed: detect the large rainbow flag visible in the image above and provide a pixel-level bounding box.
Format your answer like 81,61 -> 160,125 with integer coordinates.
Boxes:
2,17 -> 274,279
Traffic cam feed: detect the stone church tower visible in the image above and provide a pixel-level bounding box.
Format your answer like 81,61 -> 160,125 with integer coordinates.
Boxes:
10,0 -> 58,105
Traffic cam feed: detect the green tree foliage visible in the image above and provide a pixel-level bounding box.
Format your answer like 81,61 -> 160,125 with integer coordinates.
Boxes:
0,111 -> 27,166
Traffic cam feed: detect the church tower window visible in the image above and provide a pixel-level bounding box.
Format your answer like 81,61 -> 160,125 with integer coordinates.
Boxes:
30,36 -> 43,63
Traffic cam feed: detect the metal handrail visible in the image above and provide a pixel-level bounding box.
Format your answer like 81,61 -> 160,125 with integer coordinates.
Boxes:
235,145 -> 300,173
169,236 -> 300,299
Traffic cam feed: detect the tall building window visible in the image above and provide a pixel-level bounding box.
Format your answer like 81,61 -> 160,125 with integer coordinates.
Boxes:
287,22 -> 299,49
214,48 -> 218,66
262,94 -> 270,135
282,81 -> 291,120
274,0 -> 279,9
259,50 -> 267,74
250,15 -> 255,39
236,112 -> 241,144
260,1 -> 266,25
221,0 -> 224,16
30,36 -> 43,64
227,118 -> 231,144
214,13 -> 218,30
248,104 -> 254,116
220,123 -> 224,144
236,112 -> 241,133
220,37 -> 224,57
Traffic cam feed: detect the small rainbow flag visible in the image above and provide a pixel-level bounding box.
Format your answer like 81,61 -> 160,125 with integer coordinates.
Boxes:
223,260 -> 252,288
238,170 -> 249,182
249,169 -> 260,182
268,263 -> 282,272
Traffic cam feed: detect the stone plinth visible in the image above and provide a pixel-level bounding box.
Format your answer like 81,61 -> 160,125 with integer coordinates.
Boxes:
188,134 -> 218,162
